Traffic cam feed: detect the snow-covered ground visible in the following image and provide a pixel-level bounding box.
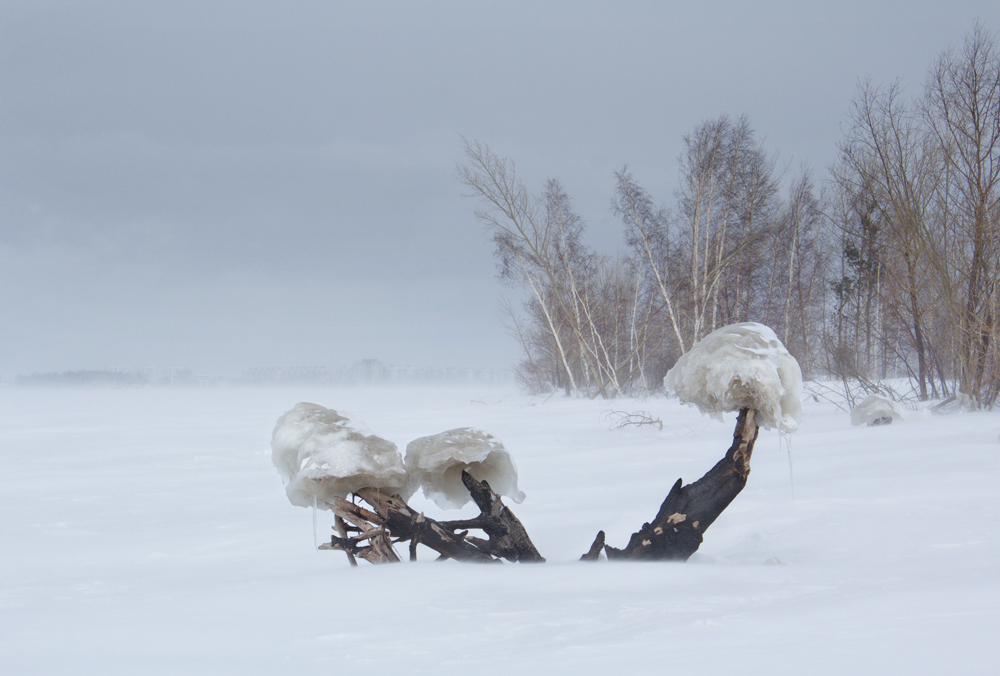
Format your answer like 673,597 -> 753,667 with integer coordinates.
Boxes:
1,384 -> 996,674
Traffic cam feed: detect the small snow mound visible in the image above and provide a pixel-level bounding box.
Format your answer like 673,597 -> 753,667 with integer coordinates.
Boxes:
663,323 -> 803,431
271,403 -> 409,508
851,395 -> 904,426
405,428 -> 525,509
931,393 -> 979,414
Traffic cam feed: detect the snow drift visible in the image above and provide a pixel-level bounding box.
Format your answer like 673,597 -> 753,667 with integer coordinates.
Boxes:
3,385 -> 997,674
851,394 -> 904,426
271,402 -> 409,507
405,427 -> 525,509
664,322 -> 803,431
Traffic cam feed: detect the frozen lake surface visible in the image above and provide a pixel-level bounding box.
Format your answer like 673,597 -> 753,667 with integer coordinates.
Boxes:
1,385 -> 996,674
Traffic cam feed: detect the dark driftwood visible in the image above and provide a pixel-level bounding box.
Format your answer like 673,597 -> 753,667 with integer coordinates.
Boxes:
333,515 -> 358,567
355,486 -> 496,563
448,471 -> 544,563
594,407 -> 760,562
320,498 -> 400,564
580,530 -> 605,561
322,411 -> 760,566
322,471 -> 543,564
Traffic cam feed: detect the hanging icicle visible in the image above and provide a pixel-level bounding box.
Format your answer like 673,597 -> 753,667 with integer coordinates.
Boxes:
312,494 -> 319,550
781,429 -> 795,500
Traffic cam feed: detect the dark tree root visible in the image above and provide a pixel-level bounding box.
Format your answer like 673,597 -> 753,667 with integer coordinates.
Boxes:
580,531 -> 605,561
594,407 -> 759,561
321,409 -> 759,565
320,470 -> 544,564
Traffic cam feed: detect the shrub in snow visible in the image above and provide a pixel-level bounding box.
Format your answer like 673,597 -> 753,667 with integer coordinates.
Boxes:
405,428 -> 525,509
271,403 -> 410,508
851,394 -> 904,426
663,322 -> 803,431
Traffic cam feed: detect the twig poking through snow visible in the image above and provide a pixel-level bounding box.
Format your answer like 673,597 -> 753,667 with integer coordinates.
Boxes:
603,410 -> 664,430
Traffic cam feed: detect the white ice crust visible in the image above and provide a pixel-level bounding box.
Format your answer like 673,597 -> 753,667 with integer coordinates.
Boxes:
663,322 -> 803,431
270,403 -> 409,508
851,394 -> 904,426
405,428 -> 525,509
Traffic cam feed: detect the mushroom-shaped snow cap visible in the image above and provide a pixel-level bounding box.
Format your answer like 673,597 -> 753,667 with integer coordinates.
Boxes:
270,403 -> 410,508
405,427 -> 525,509
664,322 -> 803,431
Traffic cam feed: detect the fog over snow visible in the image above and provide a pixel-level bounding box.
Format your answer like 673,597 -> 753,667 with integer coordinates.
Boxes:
2,1 -> 999,377
3,5 -> 999,672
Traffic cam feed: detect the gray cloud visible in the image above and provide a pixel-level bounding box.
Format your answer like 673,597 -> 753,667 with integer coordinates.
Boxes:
2,0 -> 997,376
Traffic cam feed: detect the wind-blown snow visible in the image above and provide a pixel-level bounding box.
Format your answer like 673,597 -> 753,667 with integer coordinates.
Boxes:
1,384 -> 997,674
851,394 -> 905,426
271,402 -> 409,507
664,322 -> 803,431
405,427 -> 525,508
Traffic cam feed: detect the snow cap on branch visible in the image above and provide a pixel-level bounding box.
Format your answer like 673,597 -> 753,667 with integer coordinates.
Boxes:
664,323 -> 803,431
405,428 -> 525,509
271,403 -> 410,508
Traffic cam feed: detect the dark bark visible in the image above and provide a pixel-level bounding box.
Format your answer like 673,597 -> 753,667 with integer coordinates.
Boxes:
580,531 -> 606,561
333,514 -> 358,567
321,412 -> 760,566
320,499 -> 400,564
457,471 -> 545,563
598,407 -> 759,561
353,488 -> 497,563
322,472 -> 544,564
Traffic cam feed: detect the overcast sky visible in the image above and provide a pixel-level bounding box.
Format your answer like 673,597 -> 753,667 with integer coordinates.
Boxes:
2,1 -> 998,378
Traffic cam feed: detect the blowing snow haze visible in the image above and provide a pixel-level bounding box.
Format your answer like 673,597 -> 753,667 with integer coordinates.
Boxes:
1,1 -> 997,379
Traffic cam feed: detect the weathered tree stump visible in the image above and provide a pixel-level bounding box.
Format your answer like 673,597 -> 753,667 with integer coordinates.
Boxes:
322,410 -> 760,565
580,530 -> 605,561
322,470 -> 543,564
441,471 -> 544,562
355,486 -> 497,563
333,514 -> 358,566
591,407 -> 760,561
320,498 -> 400,564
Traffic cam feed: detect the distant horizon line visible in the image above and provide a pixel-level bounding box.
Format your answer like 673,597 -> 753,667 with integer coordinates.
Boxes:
3,361 -> 515,387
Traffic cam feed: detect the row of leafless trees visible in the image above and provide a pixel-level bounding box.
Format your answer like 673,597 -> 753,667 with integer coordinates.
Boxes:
830,23 -> 1000,408
459,24 -> 1000,408
458,121 -> 826,397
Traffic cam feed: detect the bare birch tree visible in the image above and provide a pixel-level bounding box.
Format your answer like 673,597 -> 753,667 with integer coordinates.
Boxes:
459,140 -> 653,396
457,140 -> 580,393
924,22 -> 1000,407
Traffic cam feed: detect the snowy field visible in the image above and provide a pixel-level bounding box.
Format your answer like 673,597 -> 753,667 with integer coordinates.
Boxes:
1,384 -> 997,675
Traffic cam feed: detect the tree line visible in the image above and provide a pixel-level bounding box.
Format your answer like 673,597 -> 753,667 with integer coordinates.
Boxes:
459,24 -> 1000,408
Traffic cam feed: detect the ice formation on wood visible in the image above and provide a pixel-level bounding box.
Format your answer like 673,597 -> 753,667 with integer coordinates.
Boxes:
405,427 -> 525,509
851,394 -> 904,426
271,403 -> 409,508
664,322 -> 803,431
